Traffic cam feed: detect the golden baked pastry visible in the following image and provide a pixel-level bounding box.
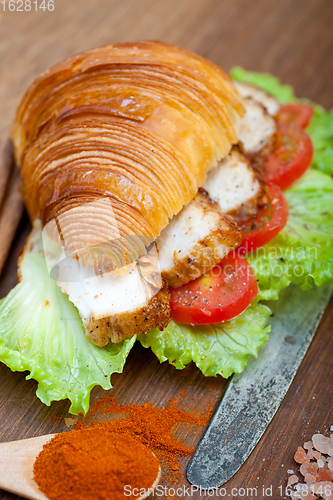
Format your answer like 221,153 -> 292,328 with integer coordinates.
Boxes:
12,40 -> 244,274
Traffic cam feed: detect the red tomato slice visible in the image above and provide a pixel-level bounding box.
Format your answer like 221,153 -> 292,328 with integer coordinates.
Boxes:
237,184 -> 289,254
277,103 -> 314,129
169,252 -> 258,325
262,121 -> 314,190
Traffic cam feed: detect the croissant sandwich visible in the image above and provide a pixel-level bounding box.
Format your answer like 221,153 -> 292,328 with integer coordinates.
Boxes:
12,40 -> 280,347
3,39 -> 327,414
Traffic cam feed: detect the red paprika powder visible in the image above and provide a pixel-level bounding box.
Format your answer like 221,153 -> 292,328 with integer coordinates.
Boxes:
34,394 -> 214,499
34,429 -> 160,500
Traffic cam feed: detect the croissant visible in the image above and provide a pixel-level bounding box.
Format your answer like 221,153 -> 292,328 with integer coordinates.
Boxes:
12,41 -> 246,346
12,40 -> 243,272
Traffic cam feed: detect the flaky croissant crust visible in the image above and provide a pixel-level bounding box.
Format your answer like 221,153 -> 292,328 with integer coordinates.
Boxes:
12,41 -> 244,272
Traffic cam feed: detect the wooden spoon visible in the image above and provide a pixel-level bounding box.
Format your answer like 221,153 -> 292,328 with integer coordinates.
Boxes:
0,434 -> 162,500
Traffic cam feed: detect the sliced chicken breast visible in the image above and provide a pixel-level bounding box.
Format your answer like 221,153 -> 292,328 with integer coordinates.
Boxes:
233,97 -> 276,154
156,188 -> 242,288
84,278 -> 170,346
18,223 -> 170,347
57,246 -> 170,346
19,225 -> 171,347
233,80 -> 280,116
203,150 -> 263,220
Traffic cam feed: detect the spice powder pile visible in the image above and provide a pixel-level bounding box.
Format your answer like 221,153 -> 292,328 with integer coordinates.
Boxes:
34,430 -> 160,500
34,394 -> 213,499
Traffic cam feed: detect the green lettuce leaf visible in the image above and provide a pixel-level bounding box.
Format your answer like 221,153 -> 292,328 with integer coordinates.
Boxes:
230,66 -> 297,103
307,107 -> 333,176
247,169 -> 333,300
0,252 -> 135,414
231,67 -> 333,177
139,302 -> 271,378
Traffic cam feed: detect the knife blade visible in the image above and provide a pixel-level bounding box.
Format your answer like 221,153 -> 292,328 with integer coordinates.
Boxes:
187,282 -> 333,489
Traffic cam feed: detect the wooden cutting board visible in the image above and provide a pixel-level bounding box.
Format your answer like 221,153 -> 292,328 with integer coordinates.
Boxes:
0,1 -> 332,499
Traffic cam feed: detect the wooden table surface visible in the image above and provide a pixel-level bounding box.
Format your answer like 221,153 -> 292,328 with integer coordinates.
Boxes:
0,1 -> 333,499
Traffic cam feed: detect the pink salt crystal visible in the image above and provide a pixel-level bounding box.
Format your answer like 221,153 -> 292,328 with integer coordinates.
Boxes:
292,485 -> 306,499
313,450 -> 323,460
304,473 -> 316,484
295,446 -> 311,464
288,475 -> 299,486
324,489 -> 333,500
304,441 -> 314,450
312,481 -> 333,498
294,490 -> 316,500
328,442 -> 333,457
328,459 -> 333,472
318,464 -> 333,481
324,490 -> 333,500
318,459 -> 325,468
290,493 -> 302,500
313,434 -> 331,454
308,450 -> 314,459
300,462 -> 318,477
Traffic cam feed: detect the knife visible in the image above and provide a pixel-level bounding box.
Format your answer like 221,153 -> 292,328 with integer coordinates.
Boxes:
187,282 -> 333,488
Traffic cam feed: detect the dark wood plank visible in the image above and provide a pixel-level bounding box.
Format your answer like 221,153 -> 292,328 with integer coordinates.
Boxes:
1,0 -> 333,140
0,0 -> 332,498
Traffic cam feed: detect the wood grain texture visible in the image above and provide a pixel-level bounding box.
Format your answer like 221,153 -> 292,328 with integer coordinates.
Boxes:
0,138 -> 24,275
0,166 -> 24,274
0,1 -> 332,499
0,436 -> 51,500
0,139 -> 14,208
